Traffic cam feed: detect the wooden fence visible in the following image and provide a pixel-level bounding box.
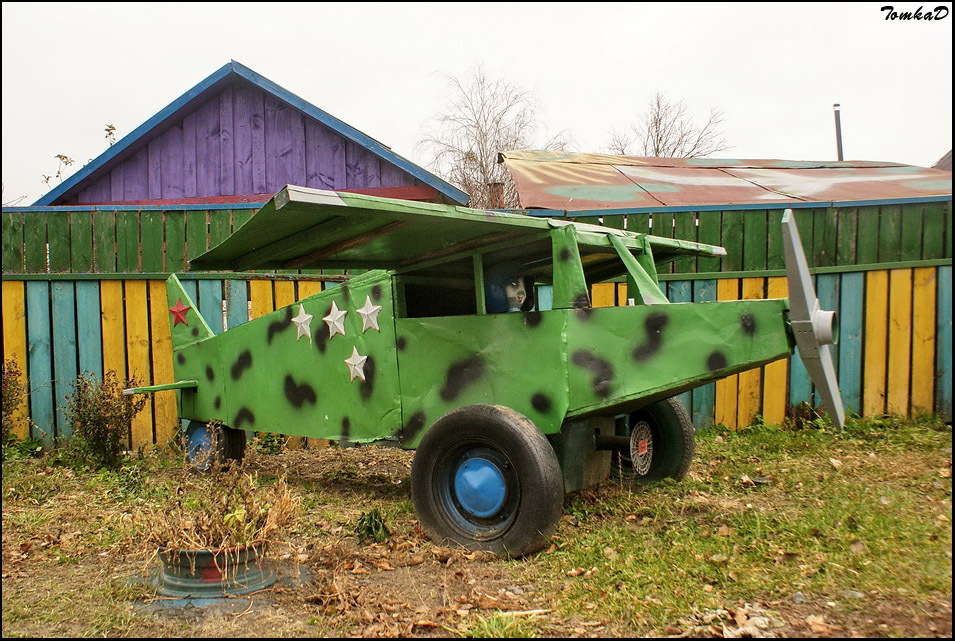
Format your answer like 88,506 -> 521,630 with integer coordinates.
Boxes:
2,198 -> 951,447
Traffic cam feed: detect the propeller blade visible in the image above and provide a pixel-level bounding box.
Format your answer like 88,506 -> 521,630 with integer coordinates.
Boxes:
782,209 -> 846,429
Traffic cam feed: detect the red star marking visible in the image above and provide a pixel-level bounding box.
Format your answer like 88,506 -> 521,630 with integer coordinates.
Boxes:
169,299 -> 191,326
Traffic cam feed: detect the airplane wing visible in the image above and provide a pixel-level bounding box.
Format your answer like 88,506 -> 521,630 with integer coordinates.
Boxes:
188,185 -> 724,275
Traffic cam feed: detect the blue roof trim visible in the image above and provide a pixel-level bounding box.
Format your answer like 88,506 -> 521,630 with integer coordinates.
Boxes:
523,194 -> 952,217
34,61 -> 468,206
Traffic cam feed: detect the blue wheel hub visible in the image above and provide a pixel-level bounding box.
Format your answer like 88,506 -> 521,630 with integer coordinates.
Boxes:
185,423 -> 214,470
453,457 -> 507,518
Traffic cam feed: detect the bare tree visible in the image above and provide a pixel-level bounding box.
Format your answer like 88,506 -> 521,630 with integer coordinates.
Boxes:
420,67 -> 569,209
607,92 -> 729,158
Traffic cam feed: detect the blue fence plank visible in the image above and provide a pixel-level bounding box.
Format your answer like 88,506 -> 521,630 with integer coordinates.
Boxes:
225,279 -> 250,330
198,279 -> 224,334
691,279 -> 717,429
837,272 -> 864,415
51,282 -> 78,440
26,281 -> 55,445
816,274 -> 841,376
937,266 -> 952,421
75,281 -> 103,379
180,279 -> 199,306
667,280 -> 694,415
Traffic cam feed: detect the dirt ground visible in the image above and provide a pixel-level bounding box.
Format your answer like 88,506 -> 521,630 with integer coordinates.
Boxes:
2,445 -> 952,638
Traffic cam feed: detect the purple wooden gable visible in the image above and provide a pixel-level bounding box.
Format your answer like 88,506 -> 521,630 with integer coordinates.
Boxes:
68,80 -> 418,204
38,61 -> 466,206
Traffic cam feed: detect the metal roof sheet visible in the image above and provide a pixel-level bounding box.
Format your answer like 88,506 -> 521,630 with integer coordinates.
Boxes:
501,150 -> 952,211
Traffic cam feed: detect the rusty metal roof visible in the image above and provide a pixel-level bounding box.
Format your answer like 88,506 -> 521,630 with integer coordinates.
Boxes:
501,150 -> 952,211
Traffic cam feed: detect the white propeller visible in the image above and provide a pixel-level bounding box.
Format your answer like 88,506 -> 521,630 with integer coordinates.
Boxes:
781,209 -> 846,430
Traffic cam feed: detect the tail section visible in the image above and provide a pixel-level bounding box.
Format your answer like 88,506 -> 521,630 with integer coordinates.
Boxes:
166,274 -> 215,351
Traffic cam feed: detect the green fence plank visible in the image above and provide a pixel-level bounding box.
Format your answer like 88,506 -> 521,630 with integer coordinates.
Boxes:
672,211 -> 698,275
69,210 -> 93,273
630,212 -> 651,236
878,204 -> 902,263
140,211 -> 164,272
836,206 -> 858,265
2,210 -> 25,272
794,208 -> 814,267
743,209 -> 768,272
855,206 -> 880,264
720,210 -> 744,272
697,210 -> 721,273
602,215 -> 625,230
115,211 -> 140,272
900,202 -> 923,262
185,210 -> 208,263
767,209 -> 785,270
937,265 -> 952,421
945,201 -> 952,260
164,211 -> 186,272
93,210 -> 117,273
209,210 -> 231,248
921,201 -> 944,259
23,212 -> 47,273
812,207 -> 837,268
47,211 -> 71,273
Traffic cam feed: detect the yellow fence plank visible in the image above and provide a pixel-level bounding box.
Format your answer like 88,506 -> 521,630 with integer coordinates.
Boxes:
910,267 -> 937,415
100,281 -> 126,380
297,281 -> 323,300
617,283 -> 628,306
737,277 -> 764,427
124,281 -> 153,449
274,280 -> 295,310
2,281 -> 30,439
591,282 -> 615,308
148,280 -> 178,447
886,269 -> 913,415
714,278 -> 740,428
762,277 -> 789,426
249,280 -> 274,320
863,270 -> 889,416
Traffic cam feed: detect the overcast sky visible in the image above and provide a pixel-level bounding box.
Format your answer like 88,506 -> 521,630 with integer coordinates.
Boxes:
2,2 -> 952,206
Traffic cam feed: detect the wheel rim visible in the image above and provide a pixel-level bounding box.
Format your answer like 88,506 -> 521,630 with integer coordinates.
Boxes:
185,423 -> 215,471
436,445 -> 519,541
630,420 -> 653,476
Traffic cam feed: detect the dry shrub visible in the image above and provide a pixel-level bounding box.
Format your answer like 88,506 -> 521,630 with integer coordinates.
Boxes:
2,358 -> 29,447
65,371 -> 147,469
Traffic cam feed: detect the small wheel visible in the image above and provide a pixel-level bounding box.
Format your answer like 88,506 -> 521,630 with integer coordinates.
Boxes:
411,405 -> 563,558
184,421 -> 246,470
612,397 -> 694,483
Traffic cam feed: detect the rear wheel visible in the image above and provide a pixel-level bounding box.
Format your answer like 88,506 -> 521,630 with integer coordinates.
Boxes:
184,421 -> 246,470
411,405 -> 563,558
612,397 -> 694,483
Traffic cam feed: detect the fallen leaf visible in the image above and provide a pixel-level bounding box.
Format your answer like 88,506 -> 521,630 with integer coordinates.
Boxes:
849,540 -> 867,555
829,458 -> 842,469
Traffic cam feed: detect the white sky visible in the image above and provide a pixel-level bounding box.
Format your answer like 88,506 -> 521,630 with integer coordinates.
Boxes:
2,1 -> 952,206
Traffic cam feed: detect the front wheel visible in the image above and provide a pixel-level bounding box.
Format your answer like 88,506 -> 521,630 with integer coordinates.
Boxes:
411,405 -> 563,558
184,421 -> 246,470
612,397 -> 694,483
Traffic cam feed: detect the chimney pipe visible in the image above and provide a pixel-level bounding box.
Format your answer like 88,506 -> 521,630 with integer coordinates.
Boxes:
833,103 -> 844,161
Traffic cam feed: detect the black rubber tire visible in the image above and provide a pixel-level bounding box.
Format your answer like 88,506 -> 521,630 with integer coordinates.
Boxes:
184,421 -> 246,470
411,405 -> 563,558
612,397 -> 695,483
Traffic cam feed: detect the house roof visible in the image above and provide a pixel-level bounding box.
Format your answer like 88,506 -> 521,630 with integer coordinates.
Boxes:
34,61 -> 468,206
501,150 -> 952,212
934,150 -> 952,171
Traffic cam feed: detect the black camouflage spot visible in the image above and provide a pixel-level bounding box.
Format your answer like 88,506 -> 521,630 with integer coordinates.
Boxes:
396,336 -> 407,351
523,311 -> 542,327
230,350 -> 252,380
191,327 -> 199,337
358,356 -> 376,400
267,307 -> 294,344
395,411 -> 426,443
177,353 -> 186,365
284,375 -> 317,408
234,407 -> 255,428
559,248 -> 571,262
572,350 -> 614,398
531,393 -> 552,413
741,313 -> 757,335
314,314 -> 331,353
371,284 -> 382,301
707,351 -> 728,372
340,284 -> 351,303
205,365 -> 215,381
214,396 -> 221,410
440,356 -> 486,402
633,312 -> 669,361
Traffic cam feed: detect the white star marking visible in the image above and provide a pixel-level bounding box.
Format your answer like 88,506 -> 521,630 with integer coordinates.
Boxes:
323,301 -> 347,339
356,295 -> 383,333
292,304 -> 313,342
344,346 -> 368,382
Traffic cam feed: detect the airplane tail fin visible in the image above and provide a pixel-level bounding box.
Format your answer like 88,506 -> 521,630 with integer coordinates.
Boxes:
166,274 -> 215,351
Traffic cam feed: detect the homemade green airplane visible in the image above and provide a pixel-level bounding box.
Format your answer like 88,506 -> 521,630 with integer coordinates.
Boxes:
126,185 -> 844,557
